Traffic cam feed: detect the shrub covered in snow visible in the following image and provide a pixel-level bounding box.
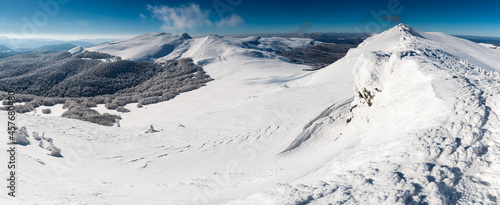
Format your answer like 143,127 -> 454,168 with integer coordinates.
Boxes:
42,98 -> 56,106
33,132 -> 42,141
80,100 -> 97,107
14,126 -> 30,145
62,100 -> 121,126
105,102 -> 119,110
46,144 -> 62,157
42,108 -> 51,114
145,124 -> 157,133
116,106 -> 130,113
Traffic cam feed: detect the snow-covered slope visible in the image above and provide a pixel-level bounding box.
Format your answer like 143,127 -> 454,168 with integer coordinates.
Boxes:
1,24 -> 500,204
86,32 -> 193,61
85,32 -> 316,64
479,42 -> 500,50
68,46 -> 84,54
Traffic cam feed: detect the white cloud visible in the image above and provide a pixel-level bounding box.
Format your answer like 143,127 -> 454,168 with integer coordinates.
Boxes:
216,14 -> 244,28
147,3 -> 213,31
139,13 -> 147,20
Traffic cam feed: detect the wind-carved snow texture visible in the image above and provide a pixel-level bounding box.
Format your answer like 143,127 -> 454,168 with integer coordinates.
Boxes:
281,99 -> 352,153
234,24 -> 500,204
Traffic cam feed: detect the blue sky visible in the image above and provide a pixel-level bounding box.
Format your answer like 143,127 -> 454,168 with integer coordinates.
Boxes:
0,0 -> 499,39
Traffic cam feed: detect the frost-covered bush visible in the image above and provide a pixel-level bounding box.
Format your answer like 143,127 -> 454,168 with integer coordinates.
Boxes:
63,100 -> 81,110
161,92 -> 177,100
18,126 -> 28,135
138,96 -> 161,106
116,106 -> 130,113
105,102 -> 119,110
80,100 -> 97,107
92,97 -> 106,104
111,98 -> 127,106
14,104 -> 35,113
75,51 -> 115,59
14,126 -> 30,145
33,132 -> 42,141
42,108 -> 51,114
31,99 -> 42,107
42,98 -> 56,106
139,91 -> 164,98
46,144 -> 62,157
62,101 -> 121,126
145,124 -> 157,133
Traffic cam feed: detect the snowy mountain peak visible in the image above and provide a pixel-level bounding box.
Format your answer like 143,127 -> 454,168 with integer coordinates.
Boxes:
180,32 -> 192,39
68,46 -> 84,54
393,23 -> 424,38
285,25 -> 500,203
207,34 -> 225,39
128,32 -> 191,41
86,32 -> 193,61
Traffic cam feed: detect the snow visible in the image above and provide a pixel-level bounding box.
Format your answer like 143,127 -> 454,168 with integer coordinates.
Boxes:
479,42 -> 500,51
2,24 -> 500,204
68,46 -> 84,54
85,32 -> 316,64
86,32 -> 192,61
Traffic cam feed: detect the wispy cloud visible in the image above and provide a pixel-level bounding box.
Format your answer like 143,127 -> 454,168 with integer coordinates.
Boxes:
296,21 -> 311,34
147,3 -> 213,31
139,13 -> 147,20
379,14 -> 401,23
146,3 -> 244,31
216,14 -> 243,28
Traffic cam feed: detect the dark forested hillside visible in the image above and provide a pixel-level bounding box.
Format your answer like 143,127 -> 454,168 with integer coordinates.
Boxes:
277,43 -> 357,69
0,51 -> 211,98
0,51 -> 212,125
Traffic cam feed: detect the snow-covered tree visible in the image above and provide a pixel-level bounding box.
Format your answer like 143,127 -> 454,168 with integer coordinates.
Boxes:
33,132 -> 42,141
42,108 -> 51,114
14,126 -> 30,145
46,144 -> 62,157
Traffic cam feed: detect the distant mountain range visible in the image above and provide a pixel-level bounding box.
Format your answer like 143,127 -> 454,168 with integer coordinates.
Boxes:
455,35 -> 500,46
85,32 -> 318,63
0,44 -> 13,53
34,43 -> 77,51
0,36 -> 111,52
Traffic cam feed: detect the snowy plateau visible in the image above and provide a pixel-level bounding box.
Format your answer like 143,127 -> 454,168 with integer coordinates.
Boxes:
1,24 -> 500,204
